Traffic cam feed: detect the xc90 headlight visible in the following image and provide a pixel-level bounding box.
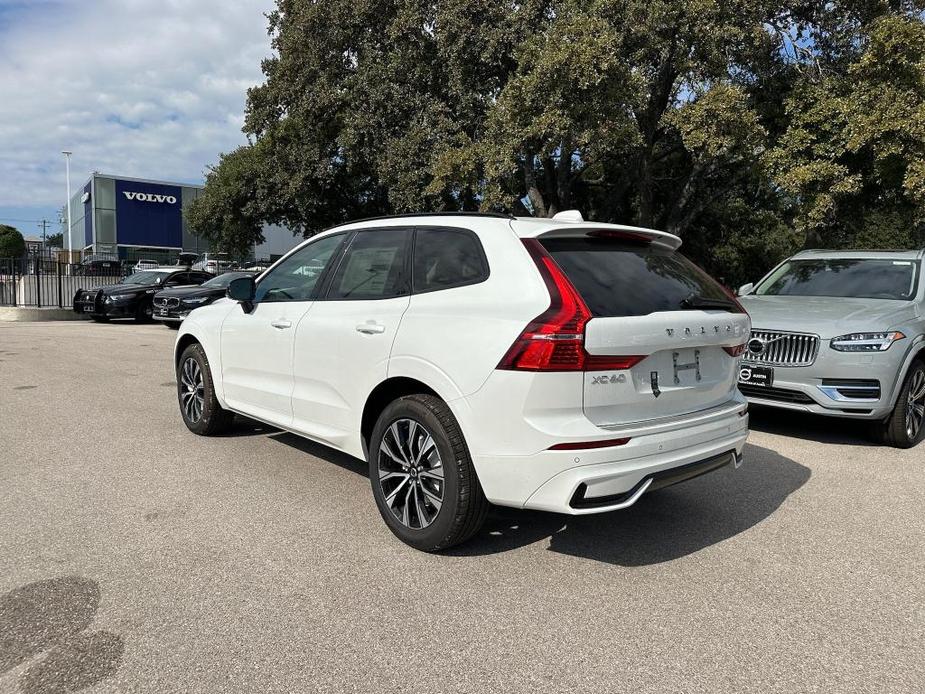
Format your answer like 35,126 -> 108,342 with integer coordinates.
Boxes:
182,297 -> 209,306
830,332 -> 905,352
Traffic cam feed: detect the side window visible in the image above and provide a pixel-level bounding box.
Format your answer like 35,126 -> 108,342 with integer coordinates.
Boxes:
412,228 -> 488,293
327,229 -> 411,300
165,272 -> 188,286
255,233 -> 345,303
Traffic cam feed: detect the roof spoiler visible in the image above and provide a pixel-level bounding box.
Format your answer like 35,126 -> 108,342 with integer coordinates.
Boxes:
536,223 -> 683,250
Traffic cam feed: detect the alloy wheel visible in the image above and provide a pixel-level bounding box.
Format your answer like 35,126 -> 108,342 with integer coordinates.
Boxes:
180,357 -> 205,424
906,368 -> 925,441
377,418 -> 444,530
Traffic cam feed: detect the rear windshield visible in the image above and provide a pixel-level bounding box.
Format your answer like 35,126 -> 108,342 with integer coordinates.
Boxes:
754,258 -> 919,300
540,238 -> 731,317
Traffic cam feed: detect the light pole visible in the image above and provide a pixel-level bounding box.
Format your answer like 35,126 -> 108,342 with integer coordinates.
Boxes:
62,150 -> 72,263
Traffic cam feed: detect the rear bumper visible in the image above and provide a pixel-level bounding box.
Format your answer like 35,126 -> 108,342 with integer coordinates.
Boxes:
460,371 -> 749,514
569,449 -> 741,510
517,423 -> 747,515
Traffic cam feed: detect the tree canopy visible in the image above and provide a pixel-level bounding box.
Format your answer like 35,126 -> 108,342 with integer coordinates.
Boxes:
188,0 -> 925,284
0,225 -> 25,258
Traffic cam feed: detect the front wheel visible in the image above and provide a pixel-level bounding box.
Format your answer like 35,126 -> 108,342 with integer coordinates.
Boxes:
876,360 -> 925,448
369,394 -> 488,551
177,343 -> 234,436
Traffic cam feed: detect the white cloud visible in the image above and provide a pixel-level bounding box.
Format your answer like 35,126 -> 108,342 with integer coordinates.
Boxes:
0,0 -> 275,207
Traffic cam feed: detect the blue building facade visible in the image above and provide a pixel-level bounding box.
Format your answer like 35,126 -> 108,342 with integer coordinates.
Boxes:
66,173 -> 295,263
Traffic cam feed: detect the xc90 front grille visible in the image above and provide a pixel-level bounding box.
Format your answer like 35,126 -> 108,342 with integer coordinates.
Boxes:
744,330 -> 819,367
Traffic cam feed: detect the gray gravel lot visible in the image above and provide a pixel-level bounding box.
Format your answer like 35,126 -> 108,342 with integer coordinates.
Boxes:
1,321 -> 923,693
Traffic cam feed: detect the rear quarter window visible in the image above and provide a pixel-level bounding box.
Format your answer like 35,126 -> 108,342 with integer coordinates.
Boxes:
540,237 -> 730,317
412,228 -> 488,293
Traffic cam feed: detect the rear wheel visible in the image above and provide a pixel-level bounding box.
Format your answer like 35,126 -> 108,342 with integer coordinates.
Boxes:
876,360 -> 925,448
177,343 -> 234,436
369,394 -> 488,551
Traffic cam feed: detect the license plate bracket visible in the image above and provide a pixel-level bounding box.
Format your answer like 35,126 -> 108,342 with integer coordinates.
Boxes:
739,365 -> 774,387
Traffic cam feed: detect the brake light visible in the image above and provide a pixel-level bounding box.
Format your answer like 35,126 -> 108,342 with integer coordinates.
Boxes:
497,239 -> 646,372
723,344 -> 747,357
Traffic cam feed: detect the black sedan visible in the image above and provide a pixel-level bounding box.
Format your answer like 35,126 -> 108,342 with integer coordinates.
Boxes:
73,269 -> 214,323
151,271 -> 256,327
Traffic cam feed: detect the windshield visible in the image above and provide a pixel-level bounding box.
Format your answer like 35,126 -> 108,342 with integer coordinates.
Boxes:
122,271 -> 169,286
203,272 -> 251,288
755,258 -> 919,300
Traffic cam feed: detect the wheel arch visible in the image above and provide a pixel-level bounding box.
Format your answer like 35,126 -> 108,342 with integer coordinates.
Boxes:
174,332 -> 201,369
174,324 -> 227,407
360,377 -> 441,459
886,335 -> 925,408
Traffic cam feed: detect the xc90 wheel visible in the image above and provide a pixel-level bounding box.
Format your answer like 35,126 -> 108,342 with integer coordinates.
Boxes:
369,394 -> 488,551
177,343 -> 234,436
877,360 -> 925,449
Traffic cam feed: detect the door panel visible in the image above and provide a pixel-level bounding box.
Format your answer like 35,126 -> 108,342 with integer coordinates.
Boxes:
221,301 -> 311,427
291,296 -> 410,450
219,232 -> 348,428
291,228 -> 412,454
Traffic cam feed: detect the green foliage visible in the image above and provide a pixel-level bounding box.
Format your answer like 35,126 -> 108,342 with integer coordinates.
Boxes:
188,0 -> 925,282
45,232 -> 63,248
0,225 -> 25,258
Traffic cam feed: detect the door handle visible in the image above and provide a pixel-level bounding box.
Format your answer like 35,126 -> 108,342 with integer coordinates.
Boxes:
356,322 -> 386,335
271,319 -> 292,330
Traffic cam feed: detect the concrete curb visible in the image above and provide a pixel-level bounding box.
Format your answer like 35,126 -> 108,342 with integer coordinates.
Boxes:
0,307 -> 87,322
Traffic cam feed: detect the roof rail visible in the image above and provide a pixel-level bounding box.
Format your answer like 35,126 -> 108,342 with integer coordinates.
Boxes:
338,211 -> 516,226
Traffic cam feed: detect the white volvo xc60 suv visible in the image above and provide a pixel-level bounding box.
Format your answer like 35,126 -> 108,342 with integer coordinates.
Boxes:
174,212 -> 751,550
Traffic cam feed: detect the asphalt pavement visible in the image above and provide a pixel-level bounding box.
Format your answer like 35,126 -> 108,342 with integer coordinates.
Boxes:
0,321 -> 922,693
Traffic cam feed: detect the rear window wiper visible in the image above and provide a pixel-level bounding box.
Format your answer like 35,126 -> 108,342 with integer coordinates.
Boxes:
680,293 -> 739,311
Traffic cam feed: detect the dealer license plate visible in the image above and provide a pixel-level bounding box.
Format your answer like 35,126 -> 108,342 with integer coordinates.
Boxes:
739,365 -> 774,388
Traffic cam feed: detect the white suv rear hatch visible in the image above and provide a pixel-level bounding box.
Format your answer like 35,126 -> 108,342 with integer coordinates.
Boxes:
538,234 -> 749,426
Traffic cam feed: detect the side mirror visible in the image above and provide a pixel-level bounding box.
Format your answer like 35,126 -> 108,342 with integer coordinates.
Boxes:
227,276 -> 256,311
737,282 -> 754,296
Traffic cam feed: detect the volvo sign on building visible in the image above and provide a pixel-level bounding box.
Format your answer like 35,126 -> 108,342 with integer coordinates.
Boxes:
65,173 -> 295,264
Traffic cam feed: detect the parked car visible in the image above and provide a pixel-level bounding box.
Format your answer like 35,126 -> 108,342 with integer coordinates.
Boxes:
192,252 -> 233,275
132,259 -> 159,273
73,268 -> 213,323
173,212 -> 750,550
737,249 -> 925,448
74,254 -> 121,277
153,271 -> 256,328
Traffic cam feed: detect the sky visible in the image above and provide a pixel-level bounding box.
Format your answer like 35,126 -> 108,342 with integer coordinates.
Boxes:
0,0 -> 275,239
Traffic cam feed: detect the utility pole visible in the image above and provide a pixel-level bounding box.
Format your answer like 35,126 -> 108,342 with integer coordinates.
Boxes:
37,219 -> 50,253
62,151 -> 72,263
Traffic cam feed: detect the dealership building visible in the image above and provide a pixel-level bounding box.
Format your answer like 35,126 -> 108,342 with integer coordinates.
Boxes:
65,173 -> 298,264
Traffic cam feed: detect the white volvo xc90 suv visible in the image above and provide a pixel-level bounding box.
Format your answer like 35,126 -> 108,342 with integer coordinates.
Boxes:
174,212 -> 751,550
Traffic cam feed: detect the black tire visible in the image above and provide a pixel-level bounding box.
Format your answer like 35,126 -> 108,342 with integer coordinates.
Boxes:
135,300 -> 153,323
90,316 -> 108,323
875,360 -> 925,448
369,394 -> 489,551
177,343 -> 234,436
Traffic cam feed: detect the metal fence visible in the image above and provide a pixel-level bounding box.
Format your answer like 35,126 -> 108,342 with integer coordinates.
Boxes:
0,255 -> 125,308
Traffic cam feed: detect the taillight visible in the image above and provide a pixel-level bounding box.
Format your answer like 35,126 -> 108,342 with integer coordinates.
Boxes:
723,344 -> 747,357
497,239 -> 646,372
